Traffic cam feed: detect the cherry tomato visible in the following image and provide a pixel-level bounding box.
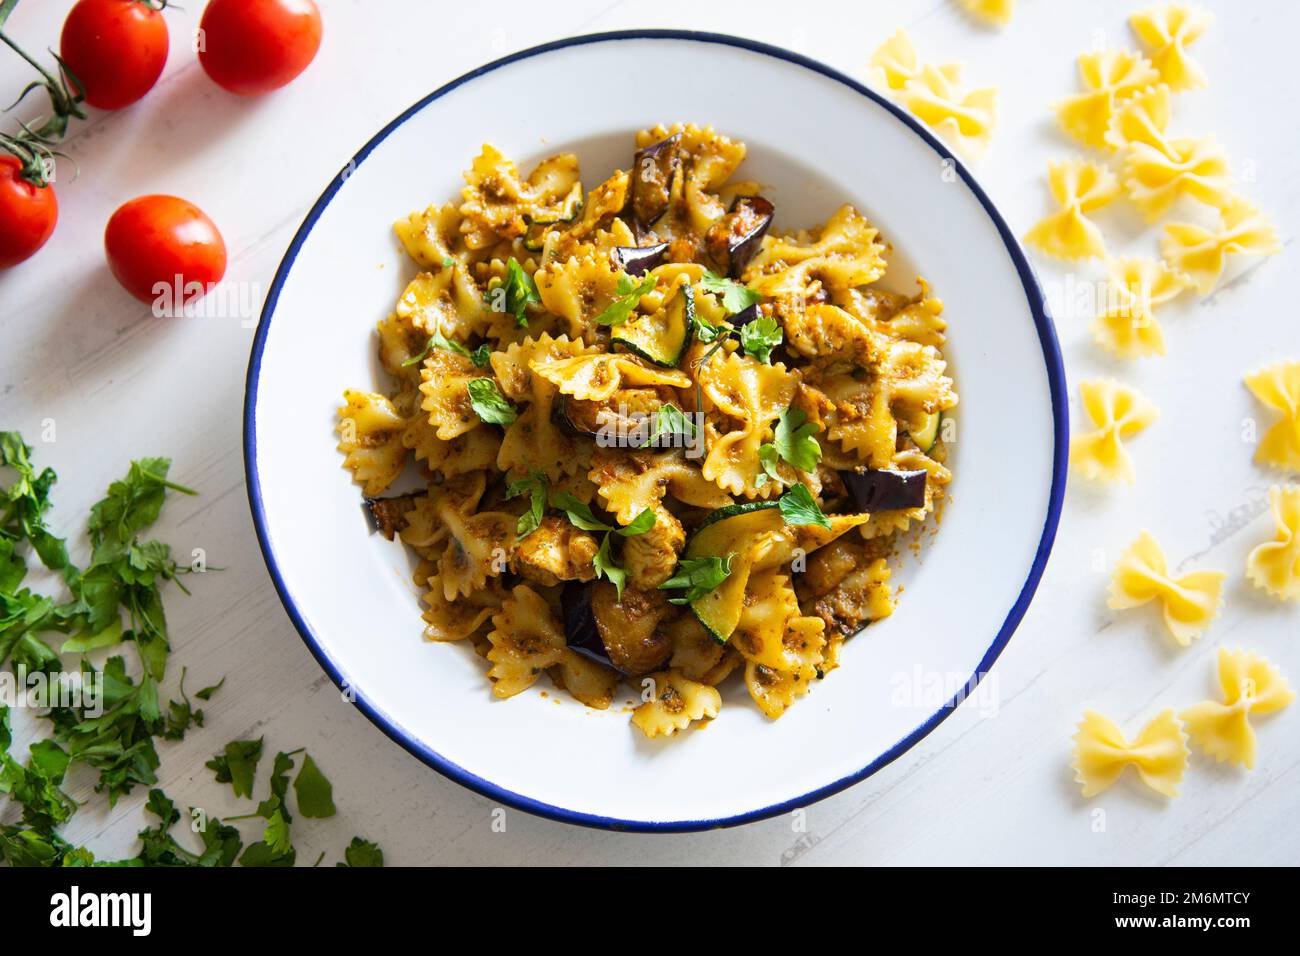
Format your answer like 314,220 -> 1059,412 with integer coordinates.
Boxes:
0,156 -> 58,269
198,0 -> 322,96
104,195 -> 227,306
60,0 -> 170,111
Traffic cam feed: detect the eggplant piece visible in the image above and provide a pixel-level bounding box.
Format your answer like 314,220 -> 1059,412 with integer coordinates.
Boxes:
705,195 -> 774,278
629,133 -> 681,233
612,242 -> 669,276
729,303 -> 759,326
562,581 -> 612,669
361,492 -> 422,540
841,469 -> 927,512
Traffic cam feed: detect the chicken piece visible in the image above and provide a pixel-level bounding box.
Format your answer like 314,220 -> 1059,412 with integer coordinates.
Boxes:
510,515 -> 599,587
623,508 -> 685,589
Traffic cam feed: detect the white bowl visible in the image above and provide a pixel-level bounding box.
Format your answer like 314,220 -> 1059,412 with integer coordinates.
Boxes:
244,30 -> 1067,831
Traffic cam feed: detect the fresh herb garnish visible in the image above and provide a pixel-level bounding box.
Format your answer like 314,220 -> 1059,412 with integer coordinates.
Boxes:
700,270 -> 763,315
594,272 -> 657,326
403,329 -> 470,367
758,407 -> 822,485
778,483 -> 832,529
739,313 -> 783,364
497,257 -> 540,327
592,534 -> 627,598
659,554 -> 735,604
505,471 -> 548,538
338,836 -> 384,867
641,403 -> 698,448
206,738 -> 264,799
550,494 -> 655,598
467,377 -> 519,426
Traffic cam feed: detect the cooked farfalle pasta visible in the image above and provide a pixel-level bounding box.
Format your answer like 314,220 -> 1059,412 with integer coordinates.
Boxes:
1092,257 -> 1186,359
1129,4 -> 1213,91
1105,85 -> 1233,220
1180,648 -> 1295,769
867,30 -> 997,160
337,126 -> 957,737
1069,379 -> 1158,482
1246,485 -> 1300,601
1243,360 -> 1300,472
1024,160 -> 1120,261
958,0 -> 1014,28
1107,531 -> 1224,646
1160,197 -> 1280,296
1055,50 -> 1160,151
1071,709 -> 1189,798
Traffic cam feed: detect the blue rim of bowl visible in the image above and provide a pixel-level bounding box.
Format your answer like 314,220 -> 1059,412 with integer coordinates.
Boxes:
243,29 -> 1068,833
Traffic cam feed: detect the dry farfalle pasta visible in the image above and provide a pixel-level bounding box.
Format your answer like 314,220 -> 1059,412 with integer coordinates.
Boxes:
1243,360 -> 1300,472
1024,160 -> 1120,260
867,29 -> 997,160
1107,531 -> 1224,646
958,0 -> 1014,28
1106,85 -> 1232,221
1092,257 -> 1186,359
1246,485 -> 1300,601
338,126 -> 957,739
1071,709 -> 1189,798
1129,4 -> 1213,91
1180,648 -> 1294,769
1069,379 -> 1158,482
1055,50 -> 1159,151
1160,197 -> 1280,295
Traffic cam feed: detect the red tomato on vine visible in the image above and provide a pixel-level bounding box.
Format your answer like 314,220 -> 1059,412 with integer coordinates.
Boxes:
0,156 -> 58,269
60,0 -> 170,111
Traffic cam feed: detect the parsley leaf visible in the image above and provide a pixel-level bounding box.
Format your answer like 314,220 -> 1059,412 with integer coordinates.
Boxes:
778,483 -> 832,529
294,753 -> 337,819
772,407 -> 821,472
550,493 -> 654,537
470,343 -> 493,368
659,554 -> 735,604
700,270 -> 762,315
402,329 -> 471,367
338,836 -> 384,867
592,534 -> 627,598
498,257 -> 540,327
642,403 -> 698,448
466,377 -> 518,425
594,272 -> 657,326
1,431 -> 70,573
757,443 -> 782,485
505,471 -> 548,538
206,737 -> 264,799
739,313 -> 783,364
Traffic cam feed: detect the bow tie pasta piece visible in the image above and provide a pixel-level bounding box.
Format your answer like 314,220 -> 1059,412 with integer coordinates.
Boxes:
1093,258 -> 1186,359
420,574 -> 504,643
418,349 -> 493,441
531,353 -> 690,403
743,615 -> 828,719
485,584 -> 567,698
402,419 -> 497,479
458,145 -> 581,249
1072,710 -> 1189,797
958,0 -> 1014,27
1180,648 -> 1295,768
336,390 -> 408,496
699,351 -> 801,497
534,255 -> 627,342
895,64 -> 998,161
1125,136 -> 1232,222
1025,160 -> 1120,261
867,29 -> 964,92
1130,4 -> 1213,91
1246,486 -> 1300,601
1243,361 -> 1300,472
1104,84 -> 1171,152
1161,197 -> 1280,296
631,670 -> 723,737
1069,380 -> 1158,482
1108,531 -> 1224,646
590,448 -> 733,525
1055,50 -> 1160,150
491,333 -> 597,480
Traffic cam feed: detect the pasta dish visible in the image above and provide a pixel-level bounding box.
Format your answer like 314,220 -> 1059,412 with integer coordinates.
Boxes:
335,124 -> 958,737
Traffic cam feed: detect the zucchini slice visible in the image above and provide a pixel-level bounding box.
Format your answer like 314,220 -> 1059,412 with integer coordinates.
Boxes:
683,502 -> 872,643
612,283 -> 693,368
910,411 -> 942,452
684,502 -> 782,643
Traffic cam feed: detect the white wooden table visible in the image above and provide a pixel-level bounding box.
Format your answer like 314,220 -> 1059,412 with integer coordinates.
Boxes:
2,0 -> 1296,866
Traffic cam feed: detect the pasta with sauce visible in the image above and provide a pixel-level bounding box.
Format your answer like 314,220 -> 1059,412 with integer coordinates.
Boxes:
336,124 -> 959,737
